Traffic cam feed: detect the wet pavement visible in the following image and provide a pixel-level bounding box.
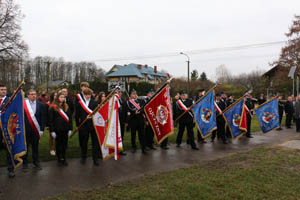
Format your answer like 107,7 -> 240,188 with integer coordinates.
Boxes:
0,129 -> 299,200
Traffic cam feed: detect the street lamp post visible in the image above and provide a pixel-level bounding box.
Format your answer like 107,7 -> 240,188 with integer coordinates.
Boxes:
180,52 -> 190,93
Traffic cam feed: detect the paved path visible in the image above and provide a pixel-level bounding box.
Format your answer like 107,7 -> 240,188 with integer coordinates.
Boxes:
0,129 -> 299,200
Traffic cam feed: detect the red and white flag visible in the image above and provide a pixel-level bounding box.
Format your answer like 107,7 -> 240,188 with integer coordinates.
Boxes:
93,94 -> 122,160
144,85 -> 174,144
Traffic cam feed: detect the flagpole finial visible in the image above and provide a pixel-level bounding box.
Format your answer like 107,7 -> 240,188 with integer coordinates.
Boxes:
167,77 -> 174,83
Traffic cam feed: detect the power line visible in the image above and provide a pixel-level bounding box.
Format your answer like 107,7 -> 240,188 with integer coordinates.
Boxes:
92,41 -> 285,63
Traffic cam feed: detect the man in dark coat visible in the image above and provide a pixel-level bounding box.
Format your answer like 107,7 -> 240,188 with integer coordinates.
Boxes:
75,88 -> 100,165
175,91 -> 199,150
285,96 -> 294,129
23,89 -> 47,170
127,89 -> 147,154
277,95 -> 284,131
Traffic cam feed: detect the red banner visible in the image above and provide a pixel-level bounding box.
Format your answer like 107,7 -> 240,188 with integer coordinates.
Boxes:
144,85 -> 174,144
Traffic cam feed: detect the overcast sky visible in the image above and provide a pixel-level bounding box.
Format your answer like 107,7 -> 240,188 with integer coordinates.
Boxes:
16,0 -> 300,80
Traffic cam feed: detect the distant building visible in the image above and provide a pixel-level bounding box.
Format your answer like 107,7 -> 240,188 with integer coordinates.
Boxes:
105,63 -> 168,90
41,80 -> 70,89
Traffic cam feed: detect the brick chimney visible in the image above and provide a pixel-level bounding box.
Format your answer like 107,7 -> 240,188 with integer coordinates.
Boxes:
137,64 -> 142,70
154,66 -> 157,73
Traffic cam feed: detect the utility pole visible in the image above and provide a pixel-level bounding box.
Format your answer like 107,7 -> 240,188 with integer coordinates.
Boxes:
45,61 -> 51,92
180,52 -> 190,93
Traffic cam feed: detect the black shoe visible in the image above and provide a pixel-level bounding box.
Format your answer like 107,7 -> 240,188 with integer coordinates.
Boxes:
223,140 -> 228,144
246,135 -> 253,138
119,152 -> 127,156
142,149 -> 148,155
57,160 -> 64,167
131,148 -> 137,153
22,164 -> 28,170
277,127 -> 283,131
186,140 -> 190,145
160,146 -> 169,150
63,160 -> 68,166
93,160 -> 99,166
192,147 -> 199,150
80,158 -> 86,164
176,144 -> 180,148
33,163 -> 42,170
149,146 -> 157,150
8,171 -> 15,178
211,138 -> 215,142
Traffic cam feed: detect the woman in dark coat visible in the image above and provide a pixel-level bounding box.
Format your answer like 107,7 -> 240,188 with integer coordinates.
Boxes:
49,92 -> 73,166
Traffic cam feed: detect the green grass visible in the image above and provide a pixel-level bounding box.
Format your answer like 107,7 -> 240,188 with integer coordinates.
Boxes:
0,116 -> 283,167
46,146 -> 300,200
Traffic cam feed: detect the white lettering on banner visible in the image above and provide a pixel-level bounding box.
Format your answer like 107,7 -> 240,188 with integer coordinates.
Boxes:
148,108 -> 161,136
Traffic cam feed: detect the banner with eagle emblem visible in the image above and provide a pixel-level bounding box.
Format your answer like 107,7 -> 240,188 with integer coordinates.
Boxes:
0,91 -> 26,168
255,98 -> 280,133
223,97 -> 247,139
191,89 -> 217,138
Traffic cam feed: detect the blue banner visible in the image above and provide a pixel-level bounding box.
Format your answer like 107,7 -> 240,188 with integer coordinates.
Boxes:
223,98 -> 246,139
0,91 -> 26,168
192,90 -> 217,138
255,98 -> 280,133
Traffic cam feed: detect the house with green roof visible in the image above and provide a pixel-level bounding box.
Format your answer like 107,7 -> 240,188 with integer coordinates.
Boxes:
106,63 -> 168,84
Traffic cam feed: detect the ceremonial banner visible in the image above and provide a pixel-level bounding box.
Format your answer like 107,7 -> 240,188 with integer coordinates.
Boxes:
93,94 -> 122,160
191,89 -> 217,138
104,95 -> 123,160
0,91 -> 26,168
255,98 -> 280,133
144,85 -> 174,144
223,98 -> 247,139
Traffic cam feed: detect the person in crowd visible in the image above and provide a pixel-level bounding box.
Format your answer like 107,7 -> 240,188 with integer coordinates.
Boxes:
127,89 -> 147,154
285,96 -> 294,129
75,88 -> 100,165
277,95 -> 285,131
294,95 -> 300,132
96,91 -> 106,104
176,91 -> 199,150
245,93 -> 255,138
49,92 -> 73,166
258,93 -> 266,105
47,92 -> 57,156
22,89 -> 46,170
0,84 -> 15,178
38,90 -> 49,104
61,88 -> 74,114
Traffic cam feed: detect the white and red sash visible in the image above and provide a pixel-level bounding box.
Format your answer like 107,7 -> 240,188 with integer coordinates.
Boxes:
52,105 -> 69,123
24,99 -> 41,139
76,93 -> 92,114
177,99 -> 188,111
0,96 -> 6,107
129,98 -> 141,110
214,102 -> 222,114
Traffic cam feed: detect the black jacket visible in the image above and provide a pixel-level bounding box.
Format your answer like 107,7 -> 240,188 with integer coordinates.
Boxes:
24,100 -> 47,134
285,101 -> 294,115
118,97 -> 128,124
75,98 -> 98,130
48,106 -> 72,133
127,98 -> 144,122
176,98 -> 194,123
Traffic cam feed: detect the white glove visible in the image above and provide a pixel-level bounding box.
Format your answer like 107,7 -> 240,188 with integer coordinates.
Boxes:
68,130 -> 72,137
51,132 -> 56,139
39,131 -> 44,136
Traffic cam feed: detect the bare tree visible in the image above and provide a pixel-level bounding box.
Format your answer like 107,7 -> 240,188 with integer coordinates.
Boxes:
215,64 -> 231,84
0,0 -> 28,59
